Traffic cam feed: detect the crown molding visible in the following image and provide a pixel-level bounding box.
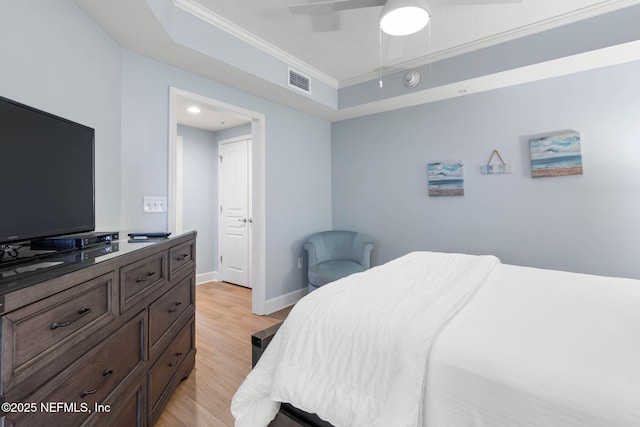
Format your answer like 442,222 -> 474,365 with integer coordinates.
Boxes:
339,0 -> 640,88
173,0 -> 639,91
173,0 -> 339,89
337,39 -> 640,121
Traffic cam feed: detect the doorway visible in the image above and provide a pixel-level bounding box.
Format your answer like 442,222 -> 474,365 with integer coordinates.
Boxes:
168,87 -> 267,314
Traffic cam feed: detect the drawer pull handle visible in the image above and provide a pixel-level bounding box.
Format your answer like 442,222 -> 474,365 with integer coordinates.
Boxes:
50,307 -> 92,330
136,271 -> 156,282
169,352 -> 184,367
177,253 -> 190,261
168,301 -> 183,313
80,369 -> 114,398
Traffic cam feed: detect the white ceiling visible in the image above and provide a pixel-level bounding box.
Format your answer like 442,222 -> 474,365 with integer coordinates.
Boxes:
72,0 -> 640,127
175,95 -> 250,132
179,0 -> 629,85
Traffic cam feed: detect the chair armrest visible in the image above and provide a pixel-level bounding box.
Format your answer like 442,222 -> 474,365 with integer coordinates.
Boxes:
352,234 -> 374,268
304,241 -> 319,266
360,242 -> 374,268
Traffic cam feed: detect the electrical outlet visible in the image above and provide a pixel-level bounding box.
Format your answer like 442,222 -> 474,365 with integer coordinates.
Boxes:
297,257 -> 303,269
143,196 -> 167,213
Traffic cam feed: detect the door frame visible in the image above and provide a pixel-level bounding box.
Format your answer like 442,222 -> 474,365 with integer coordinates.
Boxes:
168,87 -> 267,315
218,134 -> 253,288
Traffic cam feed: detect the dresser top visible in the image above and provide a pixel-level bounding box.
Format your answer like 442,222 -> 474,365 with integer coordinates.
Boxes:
0,231 -> 196,296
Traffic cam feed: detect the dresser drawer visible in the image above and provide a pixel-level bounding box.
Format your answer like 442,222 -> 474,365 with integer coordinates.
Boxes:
149,319 -> 194,413
169,240 -> 195,277
83,380 -> 145,427
1,272 -> 117,395
5,311 -> 145,427
120,251 -> 167,313
149,274 -> 194,358
104,384 -> 144,427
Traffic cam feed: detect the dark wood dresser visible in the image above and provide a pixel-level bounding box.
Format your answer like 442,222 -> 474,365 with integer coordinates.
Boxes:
0,231 -> 197,426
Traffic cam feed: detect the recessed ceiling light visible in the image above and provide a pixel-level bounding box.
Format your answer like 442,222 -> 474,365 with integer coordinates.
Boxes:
187,105 -> 201,114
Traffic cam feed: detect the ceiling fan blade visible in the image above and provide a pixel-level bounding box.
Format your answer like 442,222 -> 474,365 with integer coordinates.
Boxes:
430,0 -> 521,5
289,0 -> 385,16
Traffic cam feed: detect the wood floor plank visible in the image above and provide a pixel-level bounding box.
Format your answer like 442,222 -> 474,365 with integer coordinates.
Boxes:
156,281 -> 291,426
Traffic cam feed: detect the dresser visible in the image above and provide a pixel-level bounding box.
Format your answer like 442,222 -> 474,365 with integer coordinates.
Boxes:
0,231 -> 197,426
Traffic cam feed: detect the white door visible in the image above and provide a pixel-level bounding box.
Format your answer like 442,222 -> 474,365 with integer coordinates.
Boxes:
219,137 -> 251,287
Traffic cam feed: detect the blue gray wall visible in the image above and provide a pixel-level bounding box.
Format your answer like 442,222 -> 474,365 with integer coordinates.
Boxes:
120,50 -> 332,299
3,0 -> 333,302
1,0 -> 122,232
7,0 -> 639,302
332,60 -> 640,279
217,123 -> 252,140
178,125 -> 218,277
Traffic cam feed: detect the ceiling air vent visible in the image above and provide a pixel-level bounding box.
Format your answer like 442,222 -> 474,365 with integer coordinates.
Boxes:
288,68 -> 311,94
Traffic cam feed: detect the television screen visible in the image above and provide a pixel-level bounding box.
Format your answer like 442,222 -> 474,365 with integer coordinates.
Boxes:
0,96 -> 95,245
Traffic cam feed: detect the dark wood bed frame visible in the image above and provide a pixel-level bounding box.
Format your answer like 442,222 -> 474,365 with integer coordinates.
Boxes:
252,323 -> 335,427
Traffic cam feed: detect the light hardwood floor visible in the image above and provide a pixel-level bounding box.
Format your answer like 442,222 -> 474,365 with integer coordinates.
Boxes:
156,281 -> 292,427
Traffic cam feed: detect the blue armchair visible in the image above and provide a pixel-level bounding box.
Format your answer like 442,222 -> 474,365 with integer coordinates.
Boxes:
304,231 -> 374,292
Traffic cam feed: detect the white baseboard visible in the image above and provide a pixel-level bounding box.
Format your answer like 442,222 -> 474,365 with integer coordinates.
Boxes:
265,287 -> 308,315
196,271 -> 218,285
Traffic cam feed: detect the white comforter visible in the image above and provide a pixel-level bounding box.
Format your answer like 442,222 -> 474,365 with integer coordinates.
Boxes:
231,251 -> 500,427
424,263 -> 640,427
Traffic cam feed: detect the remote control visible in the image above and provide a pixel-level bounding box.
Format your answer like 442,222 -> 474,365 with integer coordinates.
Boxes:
128,232 -> 171,239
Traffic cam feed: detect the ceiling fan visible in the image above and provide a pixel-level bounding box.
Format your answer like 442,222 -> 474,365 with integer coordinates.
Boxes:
289,0 -> 522,34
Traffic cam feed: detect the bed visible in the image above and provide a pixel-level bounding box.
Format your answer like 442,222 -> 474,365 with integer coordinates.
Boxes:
231,251 -> 640,427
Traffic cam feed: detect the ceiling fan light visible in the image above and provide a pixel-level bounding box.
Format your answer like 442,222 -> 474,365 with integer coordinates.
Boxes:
380,0 -> 431,36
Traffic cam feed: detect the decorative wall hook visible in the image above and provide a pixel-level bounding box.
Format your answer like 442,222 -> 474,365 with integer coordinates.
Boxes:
480,149 -> 512,174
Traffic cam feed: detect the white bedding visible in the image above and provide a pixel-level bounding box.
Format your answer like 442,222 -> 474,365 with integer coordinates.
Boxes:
232,251 -> 499,427
425,263 -> 640,427
232,255 -> 640,427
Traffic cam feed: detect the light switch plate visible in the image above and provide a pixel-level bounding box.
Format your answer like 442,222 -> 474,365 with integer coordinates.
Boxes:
143,196 -> 167,213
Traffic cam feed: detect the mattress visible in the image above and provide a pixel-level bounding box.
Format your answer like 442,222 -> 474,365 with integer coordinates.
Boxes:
424,263 -> 640,427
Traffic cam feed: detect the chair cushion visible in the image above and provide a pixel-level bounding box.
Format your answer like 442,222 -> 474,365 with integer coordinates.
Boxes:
308,259 -> 367,287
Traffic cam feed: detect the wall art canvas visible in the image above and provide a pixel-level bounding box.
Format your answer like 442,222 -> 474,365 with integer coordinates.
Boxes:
529,132 -> 583,178
428,161 -> 464,196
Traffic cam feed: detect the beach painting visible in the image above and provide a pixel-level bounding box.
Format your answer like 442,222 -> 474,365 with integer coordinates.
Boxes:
529,132 -> 583,178
428,161 -> 464,196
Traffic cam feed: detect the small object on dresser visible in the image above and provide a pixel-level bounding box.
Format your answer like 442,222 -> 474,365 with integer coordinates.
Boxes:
128,232 -> 171,241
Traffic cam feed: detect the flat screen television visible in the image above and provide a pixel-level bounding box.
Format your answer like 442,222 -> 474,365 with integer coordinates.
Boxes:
0,95 -> 95,246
